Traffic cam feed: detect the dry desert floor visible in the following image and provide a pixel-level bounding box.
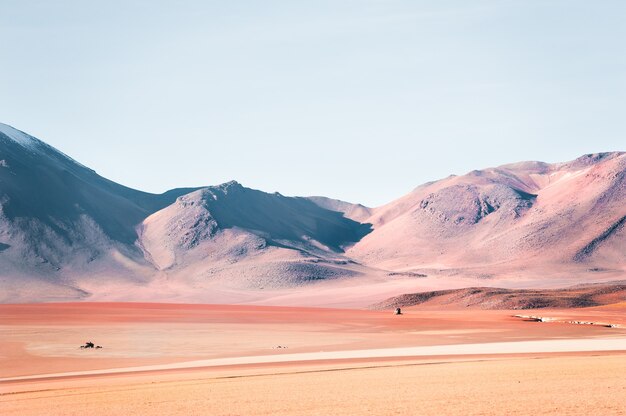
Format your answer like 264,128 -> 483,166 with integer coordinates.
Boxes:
1,302 -> 626,415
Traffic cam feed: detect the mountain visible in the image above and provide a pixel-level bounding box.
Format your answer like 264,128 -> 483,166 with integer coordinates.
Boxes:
0,122 -> 624,305
347,152 -> 626,281
0,123 -> 198,300
0,123 -> 373,302
134,182 -> 372,297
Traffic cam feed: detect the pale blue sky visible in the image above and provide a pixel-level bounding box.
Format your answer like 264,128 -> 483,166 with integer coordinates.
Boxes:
1,1 -> 624,206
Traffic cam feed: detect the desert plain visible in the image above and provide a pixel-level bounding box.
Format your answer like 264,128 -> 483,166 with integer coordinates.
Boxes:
1,301 -> 625,416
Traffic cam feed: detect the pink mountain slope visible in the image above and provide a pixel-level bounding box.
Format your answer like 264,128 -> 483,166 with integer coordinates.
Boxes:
348,152 -> 625,283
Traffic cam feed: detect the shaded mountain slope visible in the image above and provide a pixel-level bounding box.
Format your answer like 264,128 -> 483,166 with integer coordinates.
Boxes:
135,182 -> 373,291
192,182 -> 372,252
0,123 -> 196,245
0,123 -> 198,289
307,196 -> 373,222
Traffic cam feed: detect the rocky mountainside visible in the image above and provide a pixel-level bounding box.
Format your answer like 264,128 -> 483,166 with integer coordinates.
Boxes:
347,152 -> 626,280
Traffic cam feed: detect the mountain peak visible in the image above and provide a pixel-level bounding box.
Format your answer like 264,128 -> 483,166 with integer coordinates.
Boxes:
573,151 -> 623,164
0,123 -> 41,150
0,122 -> 94,172
207,180 -> 244,197
219,180 -> 242,189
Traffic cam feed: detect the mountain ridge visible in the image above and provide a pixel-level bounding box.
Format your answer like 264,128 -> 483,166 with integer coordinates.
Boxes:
0,122 -> 624,305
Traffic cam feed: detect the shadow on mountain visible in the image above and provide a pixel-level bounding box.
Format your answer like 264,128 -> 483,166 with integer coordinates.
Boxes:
204,182 -> 372,252
0,128 -> 198,246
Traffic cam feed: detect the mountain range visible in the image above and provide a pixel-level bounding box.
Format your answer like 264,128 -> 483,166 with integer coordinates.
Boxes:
0,123 -> 624,305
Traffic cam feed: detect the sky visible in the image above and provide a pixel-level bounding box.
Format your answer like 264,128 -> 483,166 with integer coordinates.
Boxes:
1,1 -> 625,207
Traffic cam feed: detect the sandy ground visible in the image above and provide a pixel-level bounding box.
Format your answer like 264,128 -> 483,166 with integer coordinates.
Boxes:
3,355 -> 626,416
2,303 -> 626,415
